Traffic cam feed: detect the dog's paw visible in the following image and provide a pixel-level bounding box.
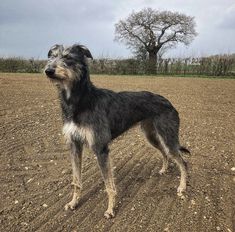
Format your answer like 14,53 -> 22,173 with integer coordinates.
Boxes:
104,210 -> 115,219
64,200 -> 78,211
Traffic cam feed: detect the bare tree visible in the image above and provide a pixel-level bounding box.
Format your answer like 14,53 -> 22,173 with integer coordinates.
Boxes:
115,8 -> 197,73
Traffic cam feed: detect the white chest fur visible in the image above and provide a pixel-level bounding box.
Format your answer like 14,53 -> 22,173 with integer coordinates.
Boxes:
62,121 -> 94,146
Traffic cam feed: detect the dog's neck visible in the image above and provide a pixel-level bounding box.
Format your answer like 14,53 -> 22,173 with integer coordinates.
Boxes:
58,68 -> 95,122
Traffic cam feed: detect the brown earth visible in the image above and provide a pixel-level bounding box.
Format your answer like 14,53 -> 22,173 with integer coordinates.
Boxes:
0,73 -> 234,232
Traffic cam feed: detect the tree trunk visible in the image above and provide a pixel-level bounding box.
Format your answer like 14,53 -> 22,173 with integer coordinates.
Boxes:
148,50 -> 157,74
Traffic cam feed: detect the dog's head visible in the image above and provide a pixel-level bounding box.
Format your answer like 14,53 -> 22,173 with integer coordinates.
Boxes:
44,44 -> 93,85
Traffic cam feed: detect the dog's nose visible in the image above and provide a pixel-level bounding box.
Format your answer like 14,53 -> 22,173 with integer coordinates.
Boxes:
45,68 -> 55,76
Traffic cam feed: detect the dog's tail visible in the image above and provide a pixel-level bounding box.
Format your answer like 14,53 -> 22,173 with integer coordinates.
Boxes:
179,146 -> 191,155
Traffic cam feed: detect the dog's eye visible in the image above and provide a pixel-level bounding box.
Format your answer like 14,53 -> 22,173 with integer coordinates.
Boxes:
63,57 -> 75,66
64,56 -> 76,67
62,55 -> 68,59
63,54 -> 72,60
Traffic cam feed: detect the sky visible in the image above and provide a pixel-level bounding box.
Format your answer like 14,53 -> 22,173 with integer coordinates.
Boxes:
0,0 -> 235,59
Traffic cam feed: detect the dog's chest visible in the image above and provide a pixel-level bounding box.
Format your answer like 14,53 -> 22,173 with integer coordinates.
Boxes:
62,121 -> 94,146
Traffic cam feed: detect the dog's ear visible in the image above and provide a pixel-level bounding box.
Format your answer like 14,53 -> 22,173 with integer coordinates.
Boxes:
71,44 -> 93,59
48,44 -> 64,58
80,45 -> 93,59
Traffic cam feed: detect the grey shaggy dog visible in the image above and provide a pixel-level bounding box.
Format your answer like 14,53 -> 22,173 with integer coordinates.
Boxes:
44,44 -> 190,219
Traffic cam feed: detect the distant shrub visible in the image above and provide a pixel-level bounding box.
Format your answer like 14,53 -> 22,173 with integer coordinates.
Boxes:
0,57 -> 46,73
89,54 -> 235,76
0,54 -> 234,76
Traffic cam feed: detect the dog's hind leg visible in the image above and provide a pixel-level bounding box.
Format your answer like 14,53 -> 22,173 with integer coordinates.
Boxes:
169,152 -> 187,196
156,134 -> 187,196
95,146 -> 117,219
142,118 -> 188,196
154,118 -> 188,197
141,120 -> 169,175
65,140 -> 83,210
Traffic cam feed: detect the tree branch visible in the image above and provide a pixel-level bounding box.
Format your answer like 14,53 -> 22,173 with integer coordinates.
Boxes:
161,30 -> 184,45
122,23 -> 148,48
157,25 -> 172,45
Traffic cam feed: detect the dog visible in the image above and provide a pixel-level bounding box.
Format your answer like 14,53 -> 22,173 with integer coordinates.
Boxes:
44,44 -> 190,219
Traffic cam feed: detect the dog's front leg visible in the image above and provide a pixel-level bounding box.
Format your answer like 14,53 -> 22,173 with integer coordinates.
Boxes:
65,140 -> 83,210
96,146 -> 117,219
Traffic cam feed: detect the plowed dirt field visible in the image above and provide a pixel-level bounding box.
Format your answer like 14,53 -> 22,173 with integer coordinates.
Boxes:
0,73 -> 234,232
